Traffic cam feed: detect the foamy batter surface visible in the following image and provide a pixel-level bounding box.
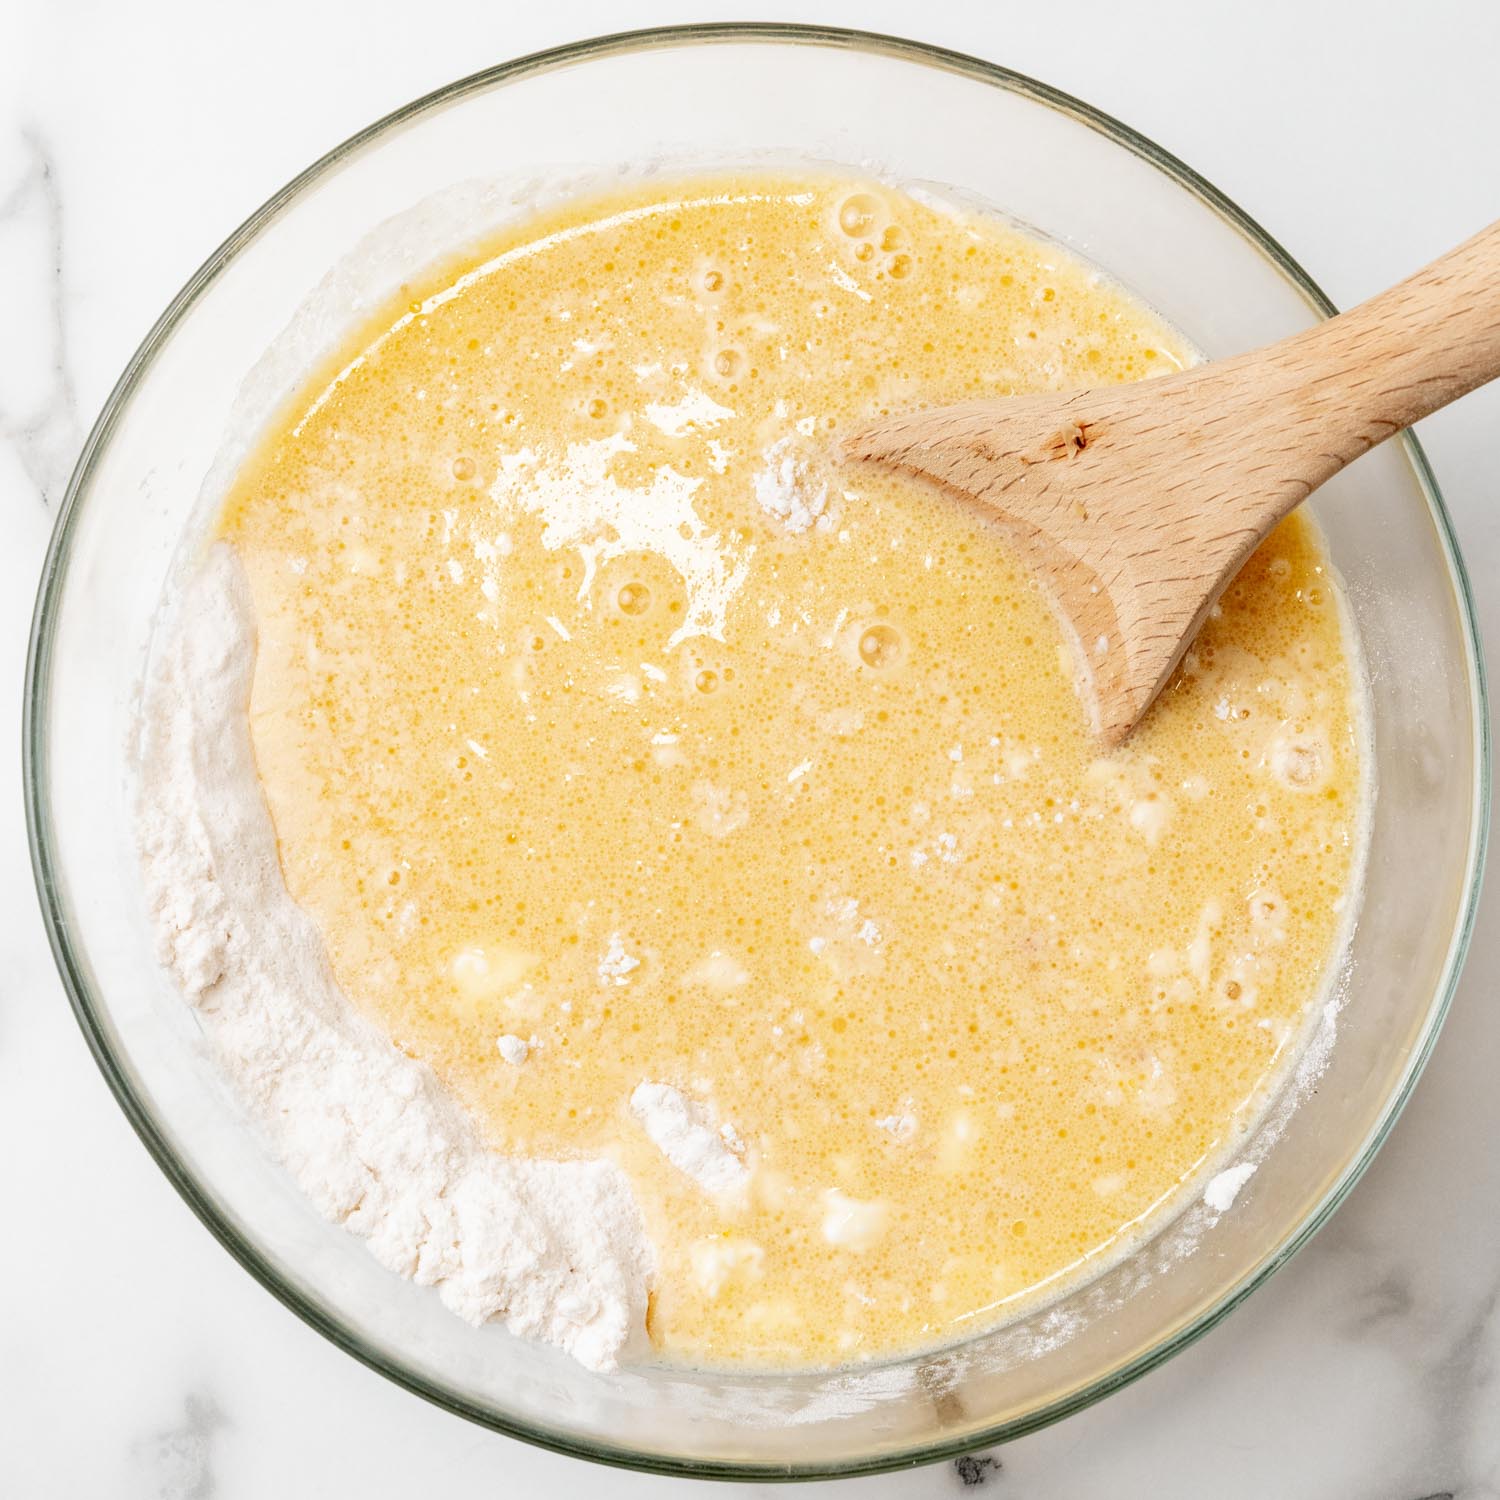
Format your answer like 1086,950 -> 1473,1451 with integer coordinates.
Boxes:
215,174 -> 1362,1367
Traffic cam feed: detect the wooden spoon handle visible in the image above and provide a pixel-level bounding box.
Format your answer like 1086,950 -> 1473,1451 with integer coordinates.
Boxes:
1249,217 -> 1500,464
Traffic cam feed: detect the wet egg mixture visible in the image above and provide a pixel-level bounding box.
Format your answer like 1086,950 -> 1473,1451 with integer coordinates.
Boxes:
219,173 -> 1363,1367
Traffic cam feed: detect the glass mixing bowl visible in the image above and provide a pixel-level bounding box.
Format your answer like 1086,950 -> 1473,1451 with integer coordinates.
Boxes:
24,24 -> 1488,1479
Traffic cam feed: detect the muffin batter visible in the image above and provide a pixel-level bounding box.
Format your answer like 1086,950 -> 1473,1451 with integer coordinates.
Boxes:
210,173 -> 1363,1367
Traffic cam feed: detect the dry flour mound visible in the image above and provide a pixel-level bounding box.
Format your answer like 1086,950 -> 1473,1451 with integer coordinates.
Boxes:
134,545 -> 654,1371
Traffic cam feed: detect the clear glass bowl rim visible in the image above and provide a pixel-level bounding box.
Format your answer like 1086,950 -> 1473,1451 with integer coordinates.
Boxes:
22,21 -> 1491,1481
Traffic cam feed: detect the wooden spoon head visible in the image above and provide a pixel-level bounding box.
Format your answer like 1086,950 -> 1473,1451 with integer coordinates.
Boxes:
847,384 -> 1292,746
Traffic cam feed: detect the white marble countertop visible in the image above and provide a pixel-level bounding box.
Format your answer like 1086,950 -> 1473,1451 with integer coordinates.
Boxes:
4,3 -> 1498,1495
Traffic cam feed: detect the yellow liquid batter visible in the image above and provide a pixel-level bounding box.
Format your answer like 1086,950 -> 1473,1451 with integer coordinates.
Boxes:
218,174 -> 1363,1367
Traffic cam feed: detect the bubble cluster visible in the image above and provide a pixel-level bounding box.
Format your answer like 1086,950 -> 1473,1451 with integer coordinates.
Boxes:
832,188 -> 916,281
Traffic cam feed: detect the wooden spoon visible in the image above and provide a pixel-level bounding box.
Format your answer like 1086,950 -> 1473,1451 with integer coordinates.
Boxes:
848,218 -> 1500,746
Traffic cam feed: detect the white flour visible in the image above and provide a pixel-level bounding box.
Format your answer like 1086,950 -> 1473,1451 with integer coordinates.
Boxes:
496,1034 -> 530,1066
1202,1161 -> 1257,1213
752,438 -> 832,534
134,546 -> 654,1372
629,1083 -> 749,1198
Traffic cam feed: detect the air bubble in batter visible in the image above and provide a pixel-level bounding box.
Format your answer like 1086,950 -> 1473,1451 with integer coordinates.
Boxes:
1267,731 -> 1327,791
836,192 -> 883,238
858,623 -> 904,669
617,581 -> 652,616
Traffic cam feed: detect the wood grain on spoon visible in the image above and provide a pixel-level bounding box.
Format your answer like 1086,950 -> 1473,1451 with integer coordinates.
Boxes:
847,218 -> 1500,746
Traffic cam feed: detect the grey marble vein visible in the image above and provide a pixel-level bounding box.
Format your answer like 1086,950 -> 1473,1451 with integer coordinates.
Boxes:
0,128 -> 80,509
129,1392 -> 226,1500
1419,1287 -> 1500,1495
953,1453 -> 1002,1488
